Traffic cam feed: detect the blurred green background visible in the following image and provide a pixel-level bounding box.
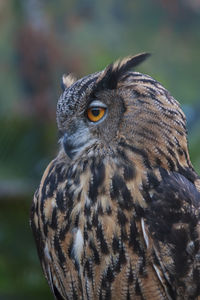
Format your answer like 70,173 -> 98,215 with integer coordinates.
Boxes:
0,0 -> 200,299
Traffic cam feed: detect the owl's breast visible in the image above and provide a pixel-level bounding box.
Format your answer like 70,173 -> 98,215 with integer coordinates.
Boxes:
35,157 -> 173,299
67,184 -> 170,300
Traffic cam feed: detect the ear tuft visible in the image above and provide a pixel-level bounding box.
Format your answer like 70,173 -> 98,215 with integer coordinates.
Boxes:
95,52 -> 150,91
61,74 -> 77,91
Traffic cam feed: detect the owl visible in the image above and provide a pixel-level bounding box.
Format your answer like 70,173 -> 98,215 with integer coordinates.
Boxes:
30,53 -> 200,300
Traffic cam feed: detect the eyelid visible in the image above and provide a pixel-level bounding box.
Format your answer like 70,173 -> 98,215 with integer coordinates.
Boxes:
88,100 -> 107,109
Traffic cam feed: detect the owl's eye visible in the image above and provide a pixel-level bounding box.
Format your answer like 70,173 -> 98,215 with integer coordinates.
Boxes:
87,107 -> 106,122
87,100 -> 107,123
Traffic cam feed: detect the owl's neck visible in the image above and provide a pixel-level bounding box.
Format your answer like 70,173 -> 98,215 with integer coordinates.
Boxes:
117,138 -> 200,194
118,136 -> 195,176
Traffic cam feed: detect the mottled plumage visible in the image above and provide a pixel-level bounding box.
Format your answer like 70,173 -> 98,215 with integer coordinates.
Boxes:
30,53 -> 200,300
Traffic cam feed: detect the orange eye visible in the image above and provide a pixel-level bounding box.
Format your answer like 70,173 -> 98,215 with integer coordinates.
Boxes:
87,107 -> 106,122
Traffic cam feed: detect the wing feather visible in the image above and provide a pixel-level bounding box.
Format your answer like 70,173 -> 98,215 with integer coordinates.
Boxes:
145,170 -> 200,299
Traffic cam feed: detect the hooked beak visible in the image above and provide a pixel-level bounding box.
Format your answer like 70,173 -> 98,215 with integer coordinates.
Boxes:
62,134 -> 75,159
61,129 -> 96,160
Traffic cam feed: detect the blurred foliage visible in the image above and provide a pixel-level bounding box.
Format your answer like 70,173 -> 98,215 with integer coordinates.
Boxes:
0,198 -> 52,300
0,0 -> 200,299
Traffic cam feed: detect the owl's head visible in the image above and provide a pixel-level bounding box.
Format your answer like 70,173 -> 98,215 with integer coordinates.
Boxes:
57,53 -> 190,171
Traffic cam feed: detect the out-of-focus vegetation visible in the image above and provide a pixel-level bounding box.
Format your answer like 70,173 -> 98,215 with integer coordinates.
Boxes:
0,0 -> 200,299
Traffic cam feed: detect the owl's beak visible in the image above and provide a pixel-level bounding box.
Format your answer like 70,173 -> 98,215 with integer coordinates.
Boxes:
62,128 -> 95,160
62,133 -> 76,159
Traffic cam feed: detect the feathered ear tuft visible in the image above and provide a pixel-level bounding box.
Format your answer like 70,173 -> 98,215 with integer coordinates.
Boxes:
95,52 -> 150,91
61,74 -> 77,91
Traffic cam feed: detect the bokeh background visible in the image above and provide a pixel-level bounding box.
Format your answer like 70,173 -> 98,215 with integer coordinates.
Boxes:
0,0 -> 200,299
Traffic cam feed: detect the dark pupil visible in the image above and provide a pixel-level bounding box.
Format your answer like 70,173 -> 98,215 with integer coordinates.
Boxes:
91,108 -> 100,117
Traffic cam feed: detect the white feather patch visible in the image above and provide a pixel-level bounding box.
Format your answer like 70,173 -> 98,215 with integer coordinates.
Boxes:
44,243 -> 51,262
153,264 -> 163,284
73,229 -> 84,264
141,218 -> 149,248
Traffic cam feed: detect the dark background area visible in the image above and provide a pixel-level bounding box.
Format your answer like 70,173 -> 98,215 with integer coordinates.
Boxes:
0,0 -> 200,299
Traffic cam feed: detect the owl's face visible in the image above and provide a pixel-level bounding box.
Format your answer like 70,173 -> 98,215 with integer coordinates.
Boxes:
57,54 -> 189,170
57,76 -> 126,159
